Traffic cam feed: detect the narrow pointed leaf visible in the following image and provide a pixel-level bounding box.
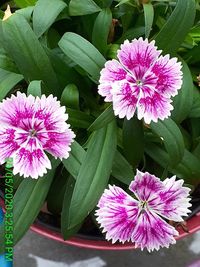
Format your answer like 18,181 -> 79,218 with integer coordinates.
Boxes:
123,117 -> 144,169
59,32 -> 106,82
14,0 -> 37,8
27,80 -> 42,97
92,8 -> 112,54
0,47 -> 19,73
188,87 -> 200,118
67,108 -> 94,129
112,150 -> 134,185
87,105 -> 114,132
171,60 -> 193,123
68,121 -> 117,228
69,0 -> 101,16
155,0 -> 196,54
145,144 -> 200,182
0,14 -> 59,95
13,159 -> 60,244
151,118 -> 185,166
61,84 -> 79,110
62,141 -> 85,179
0,68 -> 23,101
33,0 -> 67,37
61,175 -> 82,240
143,3 -> 154,38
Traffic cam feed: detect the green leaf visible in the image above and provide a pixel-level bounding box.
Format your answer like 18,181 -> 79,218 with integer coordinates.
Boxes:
33,0 -> 67,37
69,0 -> 101,16
27,80 -> 42,97
92,8 -> 112,54
102,0 -> 113,7
0,68 -> 23,101
117,26 -> 145,43
67,108 -> 94,128
171,60 -> 194,123
112,150 -> 134,185
47,168 -> 69,215
68,121 -> 117,227
62,138 -> 132,186
16,6 -> 34,22
143,3 -> 154,38
59,32 -> 106,82
188,87 -> 200,118
123,117 -> 144,169
13,159 -> 60,244
151,118 -> 185,167
61,175 -> 82,240
62,141 -> 85,179
47,48 -> 81,89
61,84 -> 79,110
13,174 -> 23,190
0,47 -> 19,73
0,14 -> 59,95
88,105 -> 114,132
145,143 -> 200,181
14,0 -> 37,8
155,0 -> 196,54
185,43 -> 200,65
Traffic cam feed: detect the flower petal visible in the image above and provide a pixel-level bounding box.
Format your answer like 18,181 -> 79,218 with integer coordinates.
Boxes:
96,185 -> 139,243
39,129 -> 75,159
0,92 -> 36,129
129,170 -> 165,202
98,59 -> 127,102
151,55 -> 183,97
13,138 -> 51,179
137,91 -> 173,124
131,210 -> 178,252
149,176 -> 191,222
35,94 -> 68,131
111,81 -> 139,120
118,38 -> 161,74
0,128 -> 20,164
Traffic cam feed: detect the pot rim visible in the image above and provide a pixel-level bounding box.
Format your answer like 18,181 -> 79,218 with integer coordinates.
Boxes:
0,197 -> 200,250
30,212 -> 200,250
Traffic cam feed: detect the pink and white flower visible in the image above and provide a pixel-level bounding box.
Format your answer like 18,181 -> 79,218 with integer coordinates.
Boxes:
98,38 -> 183,124
96,170 -> 191,252
0,92 -> 75,179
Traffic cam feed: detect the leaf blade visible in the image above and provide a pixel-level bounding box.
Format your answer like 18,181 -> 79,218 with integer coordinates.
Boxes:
68,121 -> 117,228
33,0 -> 67,37
59,32 -> 106,82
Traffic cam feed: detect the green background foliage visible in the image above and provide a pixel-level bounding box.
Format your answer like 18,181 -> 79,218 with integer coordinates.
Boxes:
0,0 -> 200,249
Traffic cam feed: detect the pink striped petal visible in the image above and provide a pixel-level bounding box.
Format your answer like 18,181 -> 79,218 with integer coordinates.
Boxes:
35,94 -> 68,131
132,210 -> 178,252
112,81 -> 139,120
98,38 -> 183,123
96,185 -> 139,243
129,170 -> 164,202
137,91 -> 173,124
39,129 -> 75,159
150,176 -> 192,221
13,138 -> 51,179
0,92 -> 75,178
98,60 -> 127,101
0,128 -> 20,164
0,92 -> 36,129
151,55 -> 183,97
118,38 -> 161,73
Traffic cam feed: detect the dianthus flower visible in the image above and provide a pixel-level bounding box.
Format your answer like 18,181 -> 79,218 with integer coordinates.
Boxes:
96,170 -> 191,251
98,38 -> 183,123
0,92 -> 75,178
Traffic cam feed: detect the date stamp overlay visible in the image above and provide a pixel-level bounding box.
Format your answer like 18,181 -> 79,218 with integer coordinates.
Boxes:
0,158 -> 14,267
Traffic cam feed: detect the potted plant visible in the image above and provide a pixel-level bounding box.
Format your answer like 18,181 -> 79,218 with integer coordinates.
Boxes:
0,0 -> 200,253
